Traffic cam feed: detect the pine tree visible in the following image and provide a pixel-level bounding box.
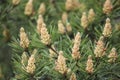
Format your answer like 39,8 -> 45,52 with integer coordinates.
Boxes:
0,0 -> 120,80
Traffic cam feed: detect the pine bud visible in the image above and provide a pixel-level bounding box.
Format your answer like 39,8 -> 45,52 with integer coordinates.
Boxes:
12,0 -> 20,5
86,55 -> 94,73
79,3 -> 86,12
24,0 -> 33,16
65,0 -> 73,11
49,45 -> 57,58
20,27 -> 30,49
26,49 -> 37,74
115,24 -> 120,31
21,52 -> 28,69
40,23 -> 51,45
72,32 -> 81,60
55,51 -> 68,74
3,27 -> 10,42
58,20 -> 66,34
94,36 -> 105,58
65,0 -> 80,11
102,18 -> 112,37
70,73 -> 77,80
108,48 -> 117,63
3,28 -> 9,38
21,52 -> 28,65
103,0 -> 113,14
81,12 -> 88,29
72,0 -> 80,10
62,12 -> 68,24
32,49 -> 37,54
88,9 -> 95,23
66,22 -> 72,33
37,15 -> 44,34
38,3 -> 46,15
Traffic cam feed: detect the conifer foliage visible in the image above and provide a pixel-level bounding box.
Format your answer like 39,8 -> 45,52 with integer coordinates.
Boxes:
0,0 -> 120,80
